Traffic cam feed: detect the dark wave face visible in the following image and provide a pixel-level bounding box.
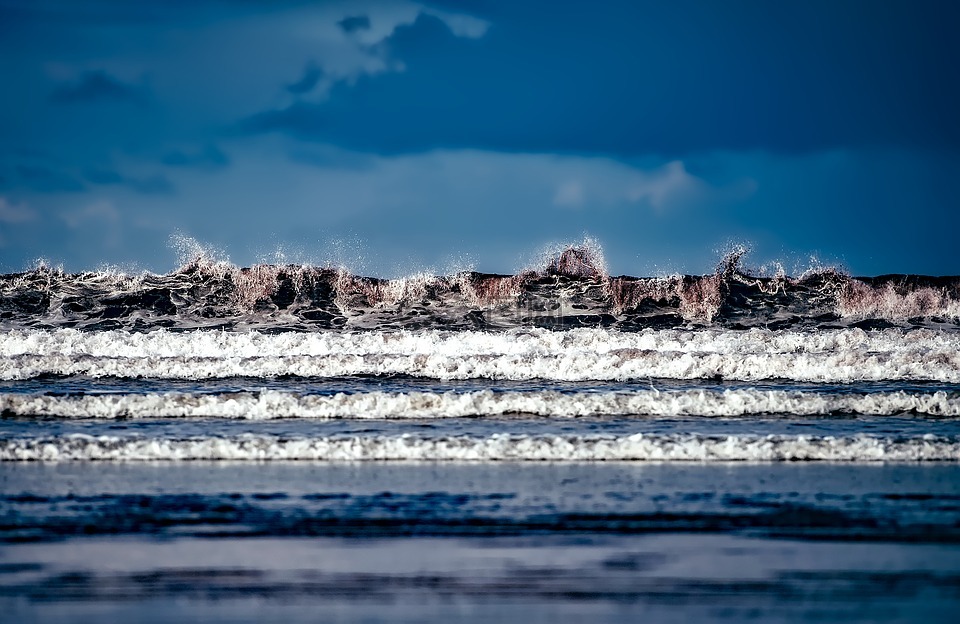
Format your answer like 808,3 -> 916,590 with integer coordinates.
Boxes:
2,246 -> 959,332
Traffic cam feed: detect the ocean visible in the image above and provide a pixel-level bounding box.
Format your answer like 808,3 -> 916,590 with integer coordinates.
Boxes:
2,244 -> 959,622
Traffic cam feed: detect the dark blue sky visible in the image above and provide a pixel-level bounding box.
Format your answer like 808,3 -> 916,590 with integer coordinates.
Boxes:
1,0 -> 958,276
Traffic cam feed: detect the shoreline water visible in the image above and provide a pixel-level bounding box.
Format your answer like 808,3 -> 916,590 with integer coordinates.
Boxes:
4,246 -> 959,621
3,462 -> 960,622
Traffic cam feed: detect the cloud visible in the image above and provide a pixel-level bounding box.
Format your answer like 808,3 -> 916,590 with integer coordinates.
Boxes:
286,144 -> 376,170
129,174 -> 175,195
161,145 -> 230,169
536,157 -> 710,212
276,5 -> 489,102
421,8 -> 488,38
286,62 -> 324,95
624,161 -> 703,211
153,146 -> 723,271
50,70 -> 146,105
16,164 -> 85,192
82,168 -> 126,185
0,197 -> 37,223
4,141 -> 956,276
338,15 -> 371,34
59,199 -> 124,249
60,199 -> 120,229
233,3 -> 960,157
83,168 -> 176,195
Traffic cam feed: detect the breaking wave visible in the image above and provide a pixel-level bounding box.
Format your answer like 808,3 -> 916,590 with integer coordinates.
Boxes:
3,388 -> 959,419
3,432 -> 956,462
2,326 -> 958,382
3,244 -> 960,332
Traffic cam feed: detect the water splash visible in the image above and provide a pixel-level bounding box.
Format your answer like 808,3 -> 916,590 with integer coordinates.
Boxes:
3,240 -> 960,332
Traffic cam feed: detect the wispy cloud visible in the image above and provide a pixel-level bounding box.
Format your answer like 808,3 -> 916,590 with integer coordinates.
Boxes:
161,145 -> 230,170
82,168 -> 125,185
50,70 -> 146,105
338,15 -> 371,34
286,63 -> 324,96
60,199 -> 124,249
128,174 -> 175,195
15,164 -> 85,192
60,200 -> 120,229
544,158 -> 710,212
421,8 -> 489,39
624,161 -> 704,211
82,168 -> 175,195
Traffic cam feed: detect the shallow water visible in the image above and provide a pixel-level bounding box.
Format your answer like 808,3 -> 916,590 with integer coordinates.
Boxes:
3,463 -> 960,623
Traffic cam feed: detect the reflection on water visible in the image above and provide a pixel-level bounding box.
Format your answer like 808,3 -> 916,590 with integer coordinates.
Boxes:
2,463 -> 959,623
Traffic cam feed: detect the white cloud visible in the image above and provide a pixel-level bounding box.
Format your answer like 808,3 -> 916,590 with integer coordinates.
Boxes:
422,8 -> 490,38
514,154 -> 708,212
624,160 -> 704,210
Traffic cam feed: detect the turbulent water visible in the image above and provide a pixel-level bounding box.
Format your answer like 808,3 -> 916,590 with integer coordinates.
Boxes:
4,246 -> 960,333
2,244 -> 959,622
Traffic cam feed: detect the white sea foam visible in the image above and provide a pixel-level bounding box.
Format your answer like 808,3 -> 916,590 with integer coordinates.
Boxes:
2,433 -> 956,462
1,327 -> 958,383
3,389 -> 959,419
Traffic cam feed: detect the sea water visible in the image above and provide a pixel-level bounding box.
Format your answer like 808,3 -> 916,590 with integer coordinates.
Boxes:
2,246 -> 959,622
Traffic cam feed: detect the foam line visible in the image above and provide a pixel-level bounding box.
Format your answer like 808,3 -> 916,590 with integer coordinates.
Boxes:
3,433 -> 956,462
3,388 -> 959,419
2,328 -> 959,382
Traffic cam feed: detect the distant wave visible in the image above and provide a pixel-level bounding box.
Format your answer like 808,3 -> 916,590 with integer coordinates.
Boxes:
3,245 -> 960,332
3,327 -> 959,382
3,432 -> 957,461
3,388 -> 959,419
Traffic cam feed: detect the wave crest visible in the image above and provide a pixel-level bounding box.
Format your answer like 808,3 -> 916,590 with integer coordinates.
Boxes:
2,244 -> 959,332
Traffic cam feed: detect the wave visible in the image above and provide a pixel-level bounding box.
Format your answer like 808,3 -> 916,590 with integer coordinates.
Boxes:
3,388 -> 959,419
2,327 -> 958,382
3,245 -> 960,332
3,432 -> 956,461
